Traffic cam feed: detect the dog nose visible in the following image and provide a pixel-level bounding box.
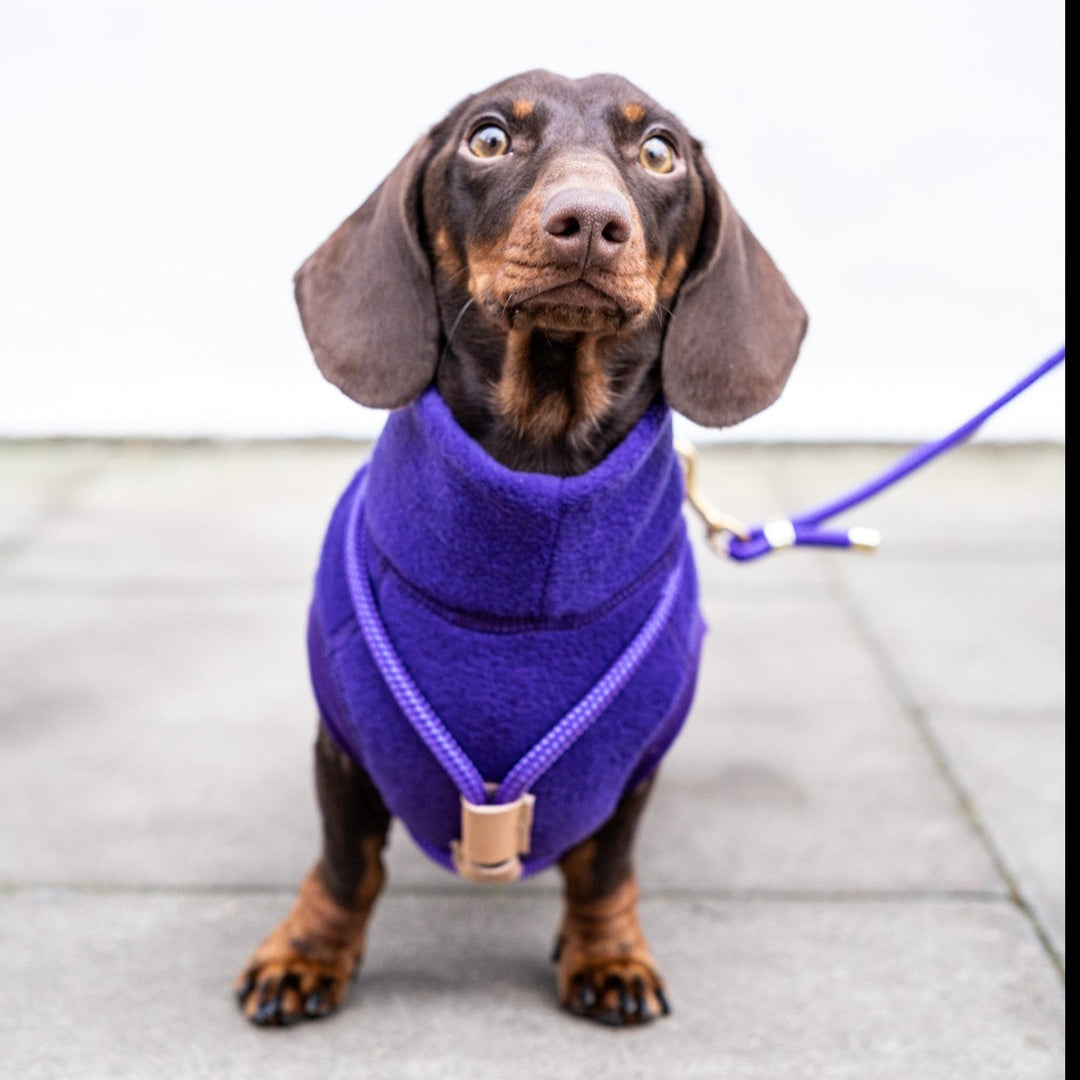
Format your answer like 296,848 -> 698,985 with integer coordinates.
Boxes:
541,188 -> 633,266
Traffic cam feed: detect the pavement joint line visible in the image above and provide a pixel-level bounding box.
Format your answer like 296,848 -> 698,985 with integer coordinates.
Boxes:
0,575 -> 314,594
834,552 -> 1065,565
822,559 -> 1066,983
2,560 -> 1058,596
0,881 -> 1018,905
0,436 -> 376,451
8,437 -> 1062,449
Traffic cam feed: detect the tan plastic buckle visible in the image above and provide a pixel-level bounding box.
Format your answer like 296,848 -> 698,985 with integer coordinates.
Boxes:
451,790 -> 535,884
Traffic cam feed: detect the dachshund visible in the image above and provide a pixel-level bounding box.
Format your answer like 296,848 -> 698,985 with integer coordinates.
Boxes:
235,69 -> 807,1028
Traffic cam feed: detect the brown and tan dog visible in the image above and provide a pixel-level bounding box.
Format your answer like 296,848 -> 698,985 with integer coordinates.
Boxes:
236,69 -> 806,1027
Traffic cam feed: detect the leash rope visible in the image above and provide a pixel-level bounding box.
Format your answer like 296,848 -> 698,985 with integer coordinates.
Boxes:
681,346 -> 1065,562
345,481 -> 487,807
343,474 -> 686,877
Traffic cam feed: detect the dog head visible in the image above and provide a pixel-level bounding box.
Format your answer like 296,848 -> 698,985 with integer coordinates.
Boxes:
295,70 -> 807,462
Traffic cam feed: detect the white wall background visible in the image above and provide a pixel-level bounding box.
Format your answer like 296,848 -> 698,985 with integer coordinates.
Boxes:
1,0 -> 1064,441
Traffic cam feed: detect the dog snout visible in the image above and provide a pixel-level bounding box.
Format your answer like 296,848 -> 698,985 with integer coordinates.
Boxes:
541,187 -> 633,268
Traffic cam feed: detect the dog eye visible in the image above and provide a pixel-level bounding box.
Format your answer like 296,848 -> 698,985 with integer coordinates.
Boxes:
638,135 -> 676,174
468,124 -> 511,158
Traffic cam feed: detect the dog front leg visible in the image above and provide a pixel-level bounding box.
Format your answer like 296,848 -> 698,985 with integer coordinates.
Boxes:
555,775 -> 670,1025
235,722 -> 391,1026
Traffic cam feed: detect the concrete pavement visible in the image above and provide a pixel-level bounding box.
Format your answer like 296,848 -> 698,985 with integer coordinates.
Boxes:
0,439 -> 1064,1079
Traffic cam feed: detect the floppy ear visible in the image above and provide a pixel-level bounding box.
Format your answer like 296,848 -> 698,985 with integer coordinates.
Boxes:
294,138 -> 440,408
662,147 -> 808,428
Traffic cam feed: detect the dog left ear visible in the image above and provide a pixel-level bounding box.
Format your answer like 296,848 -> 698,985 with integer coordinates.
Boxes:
661,146 -> 808,428
294,138 -> 440,409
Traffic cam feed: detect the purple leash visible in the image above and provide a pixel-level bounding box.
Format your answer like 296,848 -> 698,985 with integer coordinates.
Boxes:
722,347 -> 1065,561
344,476 -> 686,808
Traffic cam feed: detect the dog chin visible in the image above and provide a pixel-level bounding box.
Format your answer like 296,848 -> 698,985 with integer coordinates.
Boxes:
517,305 -> 623,334
501,281 -> 647,335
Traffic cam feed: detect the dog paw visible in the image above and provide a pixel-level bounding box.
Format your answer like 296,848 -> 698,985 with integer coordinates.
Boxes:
234,951 -> 356,1027
554,877 -> 670,1026
558,953 -> 671,1026
235,867 -> 371,1026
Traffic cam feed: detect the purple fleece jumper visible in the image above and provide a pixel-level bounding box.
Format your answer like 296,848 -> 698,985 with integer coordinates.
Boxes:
307,388 -> 705,878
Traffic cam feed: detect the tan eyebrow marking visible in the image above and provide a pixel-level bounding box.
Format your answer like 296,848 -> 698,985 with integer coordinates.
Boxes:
511,98 -> 535,119
622,102 -> 647,124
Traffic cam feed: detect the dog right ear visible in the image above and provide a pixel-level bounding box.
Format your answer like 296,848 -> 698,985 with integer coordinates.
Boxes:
294,138 -> 440,408
661,145 -> 808,429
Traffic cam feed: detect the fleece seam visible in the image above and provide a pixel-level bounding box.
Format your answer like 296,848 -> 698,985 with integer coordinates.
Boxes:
364,526 -> 685,636
536,484 -> 567,619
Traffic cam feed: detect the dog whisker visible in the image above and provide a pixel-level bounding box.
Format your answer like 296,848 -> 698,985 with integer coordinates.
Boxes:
653,301 -> 674,330
438,298 -> 475,368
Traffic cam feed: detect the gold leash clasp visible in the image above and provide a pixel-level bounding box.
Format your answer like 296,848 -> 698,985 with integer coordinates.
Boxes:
675,439 -> 751,556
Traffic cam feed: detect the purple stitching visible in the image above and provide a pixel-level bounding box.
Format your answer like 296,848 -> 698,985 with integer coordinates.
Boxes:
365,532 -> 683,635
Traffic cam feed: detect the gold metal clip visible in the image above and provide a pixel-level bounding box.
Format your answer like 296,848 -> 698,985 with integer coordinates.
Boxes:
674,438 -> 750,555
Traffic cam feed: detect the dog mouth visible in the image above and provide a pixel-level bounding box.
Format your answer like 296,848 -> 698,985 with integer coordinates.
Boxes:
500,277 -> 645,333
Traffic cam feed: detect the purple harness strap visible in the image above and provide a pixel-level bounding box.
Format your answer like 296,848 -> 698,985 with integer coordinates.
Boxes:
344,474 -> 686,812
726,347 -> 1066,561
